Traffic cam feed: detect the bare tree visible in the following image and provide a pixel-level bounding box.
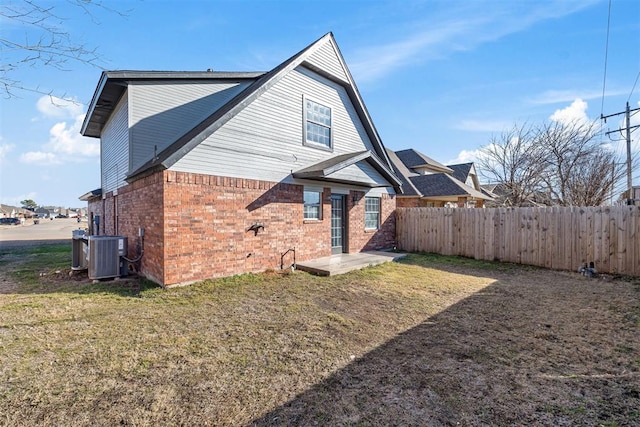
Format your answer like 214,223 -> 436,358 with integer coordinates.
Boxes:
478,120 -> 625,207
0,0 -> 123,98
537,120 -> 624,206
477,123 -> 549,206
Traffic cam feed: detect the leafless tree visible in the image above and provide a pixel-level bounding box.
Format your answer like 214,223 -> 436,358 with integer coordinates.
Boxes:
478,120 -> 625,207
537,120 -> 624,206
477,123 -> 549,206
0,0 -> 124,98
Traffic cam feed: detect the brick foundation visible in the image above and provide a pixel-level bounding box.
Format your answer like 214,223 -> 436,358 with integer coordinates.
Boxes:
88,171 -> 396,286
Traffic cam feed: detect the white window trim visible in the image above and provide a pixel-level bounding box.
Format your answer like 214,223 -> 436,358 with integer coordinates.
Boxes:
303,188 -> 323,220
364,196 -> 381,230
303,96 -> 333,151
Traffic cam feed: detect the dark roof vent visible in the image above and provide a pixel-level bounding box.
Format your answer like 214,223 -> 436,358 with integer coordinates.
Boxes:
207,68 -> 214,72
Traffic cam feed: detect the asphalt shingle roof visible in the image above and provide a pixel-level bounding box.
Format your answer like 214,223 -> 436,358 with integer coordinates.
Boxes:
394,149 -> 452,173
447,163 -> 473,183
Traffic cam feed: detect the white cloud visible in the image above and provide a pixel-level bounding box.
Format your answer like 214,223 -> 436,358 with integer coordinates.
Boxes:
448,148 -> 484,165
36,95 -> 84,118
20,151 -> 61,165
0,143 -> 14,163
350,1 -> 598,83
21,99 -> 99,165
456,120 -> 511,133
47,114 -> 100,158
549,98 -> 589,125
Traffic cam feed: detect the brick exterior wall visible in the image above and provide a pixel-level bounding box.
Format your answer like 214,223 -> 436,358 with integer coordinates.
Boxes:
86,173 -> 165,284
88,171 -> 397,286
347,191 -> 396,252
396,197 -> 445,207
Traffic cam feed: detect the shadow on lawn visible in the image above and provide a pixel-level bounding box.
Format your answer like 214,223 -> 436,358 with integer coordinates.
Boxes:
251,257 -> 640,426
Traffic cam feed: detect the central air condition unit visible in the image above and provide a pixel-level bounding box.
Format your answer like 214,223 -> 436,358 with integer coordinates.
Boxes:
71,229 -> 88,270
87,235 -> 128,280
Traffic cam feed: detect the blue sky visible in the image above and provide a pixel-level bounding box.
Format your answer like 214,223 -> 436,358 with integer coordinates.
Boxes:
1,0 -> 638,208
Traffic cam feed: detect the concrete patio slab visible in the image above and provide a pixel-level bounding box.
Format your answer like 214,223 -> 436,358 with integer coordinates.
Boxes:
296,251 -> 407,276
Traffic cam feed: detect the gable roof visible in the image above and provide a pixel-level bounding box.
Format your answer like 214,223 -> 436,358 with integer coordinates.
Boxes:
293,150 -> 402,188
82,33 -> 397,187
447,162 -> 473,183
385,148 -> 420,196
394,149 -> 452,173
410,173 -> 487,199
81,71 -> 264,138
388,149 -> 491,201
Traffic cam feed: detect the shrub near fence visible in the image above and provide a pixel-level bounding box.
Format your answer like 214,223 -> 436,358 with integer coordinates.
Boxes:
396,206 -> 640,276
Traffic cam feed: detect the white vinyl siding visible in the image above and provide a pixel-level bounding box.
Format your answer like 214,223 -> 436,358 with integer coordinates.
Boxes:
306,40 -> 349,83
326,161 -> 388,187
101,92 -> 129,193
364,197 -> 380,230
128,81 -> 250,171
172,66 -> 380,185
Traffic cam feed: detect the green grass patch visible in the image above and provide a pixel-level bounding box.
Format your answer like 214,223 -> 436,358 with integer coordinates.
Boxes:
0,244 -> 638,426
398,252 -> 528,272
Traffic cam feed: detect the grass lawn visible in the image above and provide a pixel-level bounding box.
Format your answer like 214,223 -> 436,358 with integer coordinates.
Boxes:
0,244 -> 639,426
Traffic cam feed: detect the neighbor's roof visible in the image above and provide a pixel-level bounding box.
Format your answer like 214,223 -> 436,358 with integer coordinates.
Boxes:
385,149 -> 420,196
410,173 -> 488,200
394,149 -> 453,173
447,163 -> 473,183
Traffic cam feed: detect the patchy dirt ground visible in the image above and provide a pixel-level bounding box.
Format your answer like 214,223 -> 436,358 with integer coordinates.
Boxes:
0,248 -> 638,426
255,260 -> 640,426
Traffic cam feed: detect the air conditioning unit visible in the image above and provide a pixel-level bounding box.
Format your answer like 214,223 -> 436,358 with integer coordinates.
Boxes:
71,229 -> 88,271
87,235 -> 128,280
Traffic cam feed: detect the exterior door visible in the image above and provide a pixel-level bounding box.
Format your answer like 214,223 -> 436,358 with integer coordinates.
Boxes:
331,194 -> 346,254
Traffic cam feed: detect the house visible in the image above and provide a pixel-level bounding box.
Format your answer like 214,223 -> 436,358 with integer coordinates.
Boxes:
387,148 -> 491,208
619,186 -> 640,206
0,204 -> 30,218
34,207 -> 55,218
79,33 -> 402,287
480,183 -> 551,207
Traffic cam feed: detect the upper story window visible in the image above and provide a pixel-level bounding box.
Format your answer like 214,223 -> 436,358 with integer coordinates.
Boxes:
304,98 -> 332,150
364,197 -> 380,230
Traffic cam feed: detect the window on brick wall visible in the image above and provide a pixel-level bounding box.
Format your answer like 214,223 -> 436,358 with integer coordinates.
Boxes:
304,190 -> 322,220
364,196 -> 380,230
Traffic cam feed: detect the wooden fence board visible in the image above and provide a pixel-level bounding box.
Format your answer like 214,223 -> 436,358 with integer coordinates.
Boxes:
396,206 -> 639,276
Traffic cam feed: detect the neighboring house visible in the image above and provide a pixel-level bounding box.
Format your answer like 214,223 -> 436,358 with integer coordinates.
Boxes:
387,148 -> 491,208
0,204 -> 30,218
79,33 -> 402,287
618,186 -> 640,206
34,207 -> 55,218
480,183 -> 550,207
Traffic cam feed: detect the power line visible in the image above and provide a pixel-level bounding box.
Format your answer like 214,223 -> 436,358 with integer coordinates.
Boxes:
600,0 -> 612,117
628,71 -> 640,104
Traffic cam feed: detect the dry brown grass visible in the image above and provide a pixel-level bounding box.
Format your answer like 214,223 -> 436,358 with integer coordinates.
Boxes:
0,246 -> 638,426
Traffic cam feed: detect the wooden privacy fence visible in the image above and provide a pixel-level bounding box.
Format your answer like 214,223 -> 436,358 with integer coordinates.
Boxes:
396,206 -> 640,276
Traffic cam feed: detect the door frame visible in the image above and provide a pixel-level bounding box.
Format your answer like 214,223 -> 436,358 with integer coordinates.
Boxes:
330,194 -> 347,254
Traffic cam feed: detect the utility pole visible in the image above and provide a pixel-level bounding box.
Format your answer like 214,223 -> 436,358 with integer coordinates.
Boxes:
602,102 -> 640,205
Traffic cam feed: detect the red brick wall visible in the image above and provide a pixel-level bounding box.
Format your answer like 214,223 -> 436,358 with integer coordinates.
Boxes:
347,191 -> 396,252
116,173 -> 165,285
396,197 -> 421,208
160,171 -> 336,285
396,197 -> 445,208
87,173 -> 165,284
92,171 -> 397,286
